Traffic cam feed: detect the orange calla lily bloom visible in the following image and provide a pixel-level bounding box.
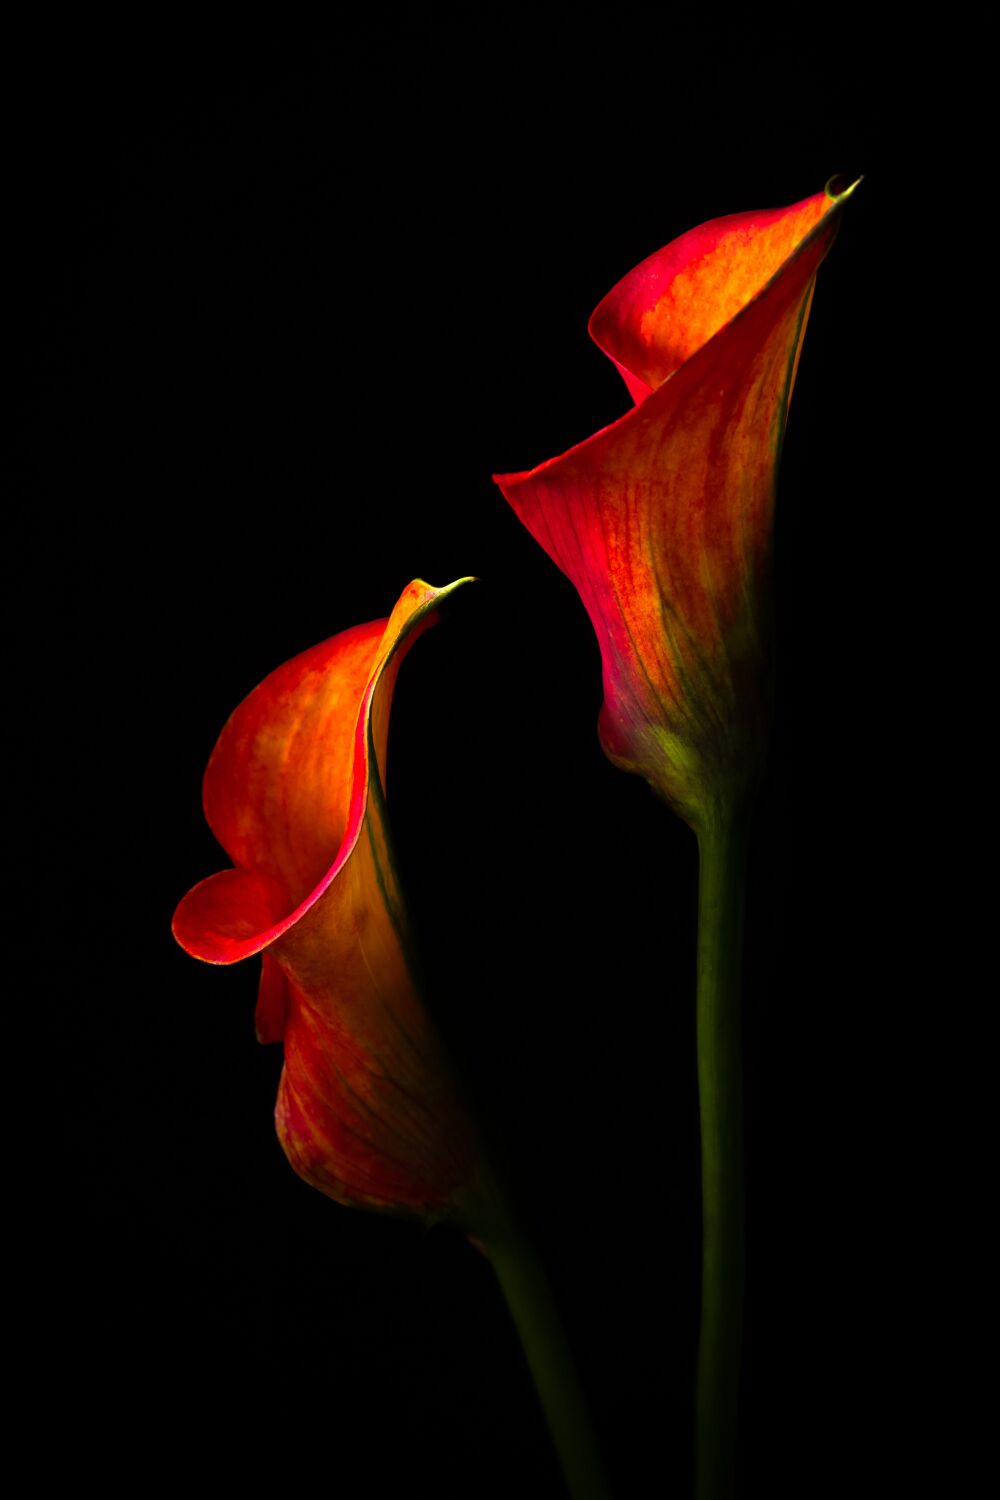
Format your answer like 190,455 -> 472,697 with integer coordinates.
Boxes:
173,579 -> 476,1218
495,176 -> 859,830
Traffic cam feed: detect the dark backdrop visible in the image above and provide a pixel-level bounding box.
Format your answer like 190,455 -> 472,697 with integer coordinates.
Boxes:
14,9 -> 887,1496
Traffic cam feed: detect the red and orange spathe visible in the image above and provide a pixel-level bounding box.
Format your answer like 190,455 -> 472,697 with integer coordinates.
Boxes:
495,177 -> 858,829
173,579 -> 475,1217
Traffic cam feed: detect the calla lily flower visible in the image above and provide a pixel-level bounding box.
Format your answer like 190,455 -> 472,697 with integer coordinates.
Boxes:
495,176 -> 858,830
173,579 -> 476,1218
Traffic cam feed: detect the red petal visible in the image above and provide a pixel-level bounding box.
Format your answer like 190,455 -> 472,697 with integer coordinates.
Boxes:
588,186 -> 838,402
173,578 -> 477,1215
172,867 -> 289,964
203,620 -> 385,910
495,181 -> 857,824
172,581 -> 465,962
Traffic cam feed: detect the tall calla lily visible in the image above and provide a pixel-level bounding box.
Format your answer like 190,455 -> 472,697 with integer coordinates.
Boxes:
173,578 -> 476,1218
495,180 -> 858,1500
494,175 -> 858,831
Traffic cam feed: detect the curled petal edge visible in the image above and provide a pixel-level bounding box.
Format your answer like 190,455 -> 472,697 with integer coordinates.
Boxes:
495,175 -> 860,491
587,174 -> 860,402
172,577 -> 474,966
492,179 -> 859,823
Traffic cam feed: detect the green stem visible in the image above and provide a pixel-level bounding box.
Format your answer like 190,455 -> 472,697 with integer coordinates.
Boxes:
694,806 -> 750,1500
476,1178 -> 613,1500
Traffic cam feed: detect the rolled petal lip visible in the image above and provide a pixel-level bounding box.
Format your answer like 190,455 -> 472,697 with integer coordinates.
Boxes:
172,577 -> 473,966
492,178 -> 859,824
493,174 -> 860,490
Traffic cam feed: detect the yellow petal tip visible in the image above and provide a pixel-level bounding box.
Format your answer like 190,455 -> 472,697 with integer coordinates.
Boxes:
825,173 -> 863,202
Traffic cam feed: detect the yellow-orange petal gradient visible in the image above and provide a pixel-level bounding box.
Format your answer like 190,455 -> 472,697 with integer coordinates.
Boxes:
496,178 -> 858,828
173,578 -> 477,1216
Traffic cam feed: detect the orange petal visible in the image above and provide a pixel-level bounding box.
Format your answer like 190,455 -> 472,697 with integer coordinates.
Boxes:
202,619 -> 385,912
171,868 -> 290,964
496,179 -> 858,828
173,578 -> 477,1215
589,183 -> 842,401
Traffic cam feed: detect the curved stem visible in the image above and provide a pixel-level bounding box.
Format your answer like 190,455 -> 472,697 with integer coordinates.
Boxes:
468,1170 -> 614,1500
694,806 -> 750,1500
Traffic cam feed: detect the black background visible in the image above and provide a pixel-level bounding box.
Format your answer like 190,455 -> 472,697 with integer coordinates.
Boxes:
14,8 -> 891,1496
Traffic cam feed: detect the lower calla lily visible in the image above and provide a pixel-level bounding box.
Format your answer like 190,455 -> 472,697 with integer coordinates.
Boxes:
173,578 -> 476,1218
173,576 -> 614,1500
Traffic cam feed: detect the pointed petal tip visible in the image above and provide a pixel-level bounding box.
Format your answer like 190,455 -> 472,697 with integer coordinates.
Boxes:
825,173 -> 863,202
407,574 -> 478,623
409,575 -> 478,607
437,574 -> 479,595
